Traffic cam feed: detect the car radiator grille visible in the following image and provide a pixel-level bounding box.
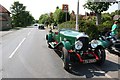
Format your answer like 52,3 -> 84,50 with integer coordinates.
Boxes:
78,37 -> 89,52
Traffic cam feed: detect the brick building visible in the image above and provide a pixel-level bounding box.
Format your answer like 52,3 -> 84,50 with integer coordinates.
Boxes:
0,4 -> 11,30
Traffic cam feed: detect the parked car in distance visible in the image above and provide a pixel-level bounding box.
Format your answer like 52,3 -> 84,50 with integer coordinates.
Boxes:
34,23 -> 39,26
34,24 -> 38,26
46,29 -> 106,71
38,24 -> 45,29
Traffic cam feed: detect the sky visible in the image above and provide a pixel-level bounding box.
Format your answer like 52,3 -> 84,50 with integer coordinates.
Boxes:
0,0 -> 119,20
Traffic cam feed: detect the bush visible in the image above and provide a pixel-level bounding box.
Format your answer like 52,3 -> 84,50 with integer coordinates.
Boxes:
59,21 -> 76,29
59,20 -> 99,40
97,21 -> 113,31
79,20 -> 99,40
59,20 -> 120,40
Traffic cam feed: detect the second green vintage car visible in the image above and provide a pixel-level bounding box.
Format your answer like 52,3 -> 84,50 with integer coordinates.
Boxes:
46,29 -> 106,71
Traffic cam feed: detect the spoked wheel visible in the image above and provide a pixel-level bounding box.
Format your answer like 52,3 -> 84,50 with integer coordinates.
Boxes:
47,41 -> 52,48
55,44 -> 64,59
95,47 -> 106,66
46,35 -> 51,48
62,47 -> 71,71
46,35 -> 48,40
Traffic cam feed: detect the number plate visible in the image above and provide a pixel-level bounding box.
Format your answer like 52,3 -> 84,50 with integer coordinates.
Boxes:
83,59 -> 96,63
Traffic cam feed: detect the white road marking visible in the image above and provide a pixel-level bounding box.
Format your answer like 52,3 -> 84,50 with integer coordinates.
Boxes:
27,30 -> 32,36
9,38 -> 26,58
93,65 -> 112,78
27,32 -> 31,36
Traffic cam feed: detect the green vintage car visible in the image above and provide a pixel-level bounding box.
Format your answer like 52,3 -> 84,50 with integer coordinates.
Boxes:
46,29 -> 106,71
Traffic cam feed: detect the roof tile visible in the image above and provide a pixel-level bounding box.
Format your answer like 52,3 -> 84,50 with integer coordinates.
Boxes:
0,4 -> 10,14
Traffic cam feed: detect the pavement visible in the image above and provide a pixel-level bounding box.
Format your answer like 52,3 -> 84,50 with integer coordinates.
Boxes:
0,27 -> 23,38
0,26 -> 119,79
0,43 -> 2,80
0,31 -> 13,38
0,28 -> 20,80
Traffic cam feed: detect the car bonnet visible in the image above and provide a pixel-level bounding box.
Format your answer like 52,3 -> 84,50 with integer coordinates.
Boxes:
60,30 -> 89,39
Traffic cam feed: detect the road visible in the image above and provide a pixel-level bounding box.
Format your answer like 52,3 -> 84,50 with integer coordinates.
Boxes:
1,26 -> 120,79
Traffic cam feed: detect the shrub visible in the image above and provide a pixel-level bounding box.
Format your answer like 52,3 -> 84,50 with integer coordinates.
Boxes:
79,20 -> 99,40
59,21 -> 76,29
97,21 -> 113,31
59,20 -> 120,39
59,20 -> 99,40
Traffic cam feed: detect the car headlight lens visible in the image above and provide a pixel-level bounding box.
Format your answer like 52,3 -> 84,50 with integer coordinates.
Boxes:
75,41 -> 83,50
91,40 -> 98,48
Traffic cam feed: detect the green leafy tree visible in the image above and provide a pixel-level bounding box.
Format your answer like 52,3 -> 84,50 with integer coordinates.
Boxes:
35,20 -> 39,23
10,1 -> 26,15
10,1 -> 34,27
53,6 -> 70,24
102,13 -> 112,22
111,10 -> 120,18
22,11 -> 34,26
39,14 -> 49,24
39,13 -> 54,26
83,1 -> 117,25
49,12 -> 54,25
53,7 -> 63,24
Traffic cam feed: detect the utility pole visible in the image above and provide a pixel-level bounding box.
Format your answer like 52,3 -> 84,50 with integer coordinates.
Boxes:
76,0 -> 79,31
66,12 -> 67,22
119,1 -> 120,10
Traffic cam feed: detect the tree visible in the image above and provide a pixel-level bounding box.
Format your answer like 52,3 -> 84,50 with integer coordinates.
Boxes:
21,11 -> 34,26
53,6 -> 70,24
102,13 -> 112,22
39,14 -> 49,24
53,7 -> 63,24
39,13 -> 54,26
111,10 -> 120,17
83,1 -> 117,25
10,1 -> 34,27
49,12 -> 54,25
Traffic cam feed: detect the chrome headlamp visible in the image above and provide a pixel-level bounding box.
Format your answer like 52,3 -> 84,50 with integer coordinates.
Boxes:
75,41 -> 83,50
90,40 -> 98,48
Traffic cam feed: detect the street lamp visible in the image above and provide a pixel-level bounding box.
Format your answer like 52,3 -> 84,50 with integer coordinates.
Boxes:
76,0 -> 79,31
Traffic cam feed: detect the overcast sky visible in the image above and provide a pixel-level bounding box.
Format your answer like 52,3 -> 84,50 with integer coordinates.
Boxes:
0,0 -> 119,20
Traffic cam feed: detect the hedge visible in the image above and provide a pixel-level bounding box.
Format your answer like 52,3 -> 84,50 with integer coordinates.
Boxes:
59,20 -> 99,40
59,20 -> 120,40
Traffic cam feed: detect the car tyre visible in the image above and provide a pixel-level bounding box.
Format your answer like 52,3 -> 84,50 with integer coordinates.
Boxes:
62,47 -> 71,71
46,35 -> 48,40
95,47 -> 106,66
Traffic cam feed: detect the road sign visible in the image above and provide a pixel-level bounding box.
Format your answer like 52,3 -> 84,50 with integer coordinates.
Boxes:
62,4 -> 68,12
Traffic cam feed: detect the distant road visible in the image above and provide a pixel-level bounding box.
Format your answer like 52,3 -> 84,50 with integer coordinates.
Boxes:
1,26 -> 119,79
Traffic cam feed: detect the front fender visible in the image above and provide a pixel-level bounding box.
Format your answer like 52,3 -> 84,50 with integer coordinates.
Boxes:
97,40 -> 110,48
61,41 -> 71,50
47,33 -> 53,42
